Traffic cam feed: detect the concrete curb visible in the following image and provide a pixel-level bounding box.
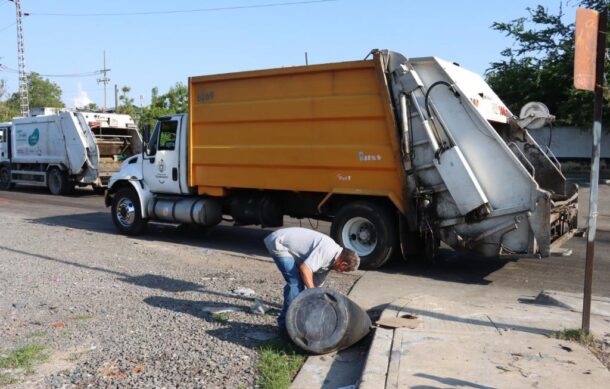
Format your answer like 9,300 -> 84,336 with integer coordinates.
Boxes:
359,296 -> 411,389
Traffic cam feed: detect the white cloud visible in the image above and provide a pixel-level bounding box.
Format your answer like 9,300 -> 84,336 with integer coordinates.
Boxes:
72,82 -> 92,108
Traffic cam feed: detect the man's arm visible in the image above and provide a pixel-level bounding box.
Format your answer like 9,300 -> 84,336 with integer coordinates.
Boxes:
298,262 -> 315,289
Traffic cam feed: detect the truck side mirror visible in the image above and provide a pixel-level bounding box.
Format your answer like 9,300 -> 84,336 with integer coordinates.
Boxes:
143,124 -> 151,144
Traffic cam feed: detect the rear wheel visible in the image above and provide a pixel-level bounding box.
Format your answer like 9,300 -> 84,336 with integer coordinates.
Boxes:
331,201 -> 396,270
111,187 -> 148,235
47,168 -> 69,195
0,166 -> 13,190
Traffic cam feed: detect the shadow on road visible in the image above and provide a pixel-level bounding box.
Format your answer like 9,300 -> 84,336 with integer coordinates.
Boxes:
144,295 -> 279,349
29,212 -> 271,258
379,249 -> 516,286
5,185 -> 101,198
29,211 -> 521,287
369,301 -> 553,335
0,245 -> 280,309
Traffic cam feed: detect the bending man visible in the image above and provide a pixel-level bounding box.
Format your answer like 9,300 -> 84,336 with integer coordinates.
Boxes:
264,227 -> 360,333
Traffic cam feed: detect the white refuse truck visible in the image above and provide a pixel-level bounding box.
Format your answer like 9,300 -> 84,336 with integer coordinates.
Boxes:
0,110 -> 142,194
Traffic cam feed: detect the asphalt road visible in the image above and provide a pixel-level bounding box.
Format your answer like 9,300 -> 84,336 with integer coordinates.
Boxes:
1,183 -> 609,298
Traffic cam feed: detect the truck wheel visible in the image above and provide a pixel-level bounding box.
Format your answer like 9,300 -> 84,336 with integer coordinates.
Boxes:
331,201 -> 396,270
0,166 -> 13,190
47,168 -> 69,195
111,187 -> 148,235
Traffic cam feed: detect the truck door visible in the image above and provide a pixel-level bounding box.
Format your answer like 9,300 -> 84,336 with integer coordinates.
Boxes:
142,118 -> 182,194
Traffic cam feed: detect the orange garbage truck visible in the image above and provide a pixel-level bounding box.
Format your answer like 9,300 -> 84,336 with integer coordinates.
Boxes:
105,49 -> 577,269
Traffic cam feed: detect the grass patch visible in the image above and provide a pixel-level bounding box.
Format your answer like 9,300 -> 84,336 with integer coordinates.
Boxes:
0,372 -> 18,385
256,338 -> 306,389
550,328 -> 595,346
550,328 -> 610,371
0,344 -> 48,374
212,313 -> 229,323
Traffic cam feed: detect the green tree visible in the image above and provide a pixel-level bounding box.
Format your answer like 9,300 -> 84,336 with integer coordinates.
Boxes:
486,1 -> 609,130
82,102 -> 100,111
139,82 -> 188,128
6,72 -> 65,112
0,80 -> 18,121
117,85 -> 137,119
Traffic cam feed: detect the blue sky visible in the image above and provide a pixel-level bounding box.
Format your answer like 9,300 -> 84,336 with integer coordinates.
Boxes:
0,0 -> 574,109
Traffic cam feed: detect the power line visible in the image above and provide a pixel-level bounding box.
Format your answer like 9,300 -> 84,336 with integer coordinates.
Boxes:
0,64 -> 104,78
0,22 -> 15,33
27,0 -> 337,17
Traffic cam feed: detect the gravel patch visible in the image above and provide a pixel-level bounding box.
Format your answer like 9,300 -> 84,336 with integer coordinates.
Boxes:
0,212 -> 359,388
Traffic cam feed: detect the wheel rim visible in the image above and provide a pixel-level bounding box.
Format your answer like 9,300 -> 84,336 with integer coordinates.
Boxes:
341,217 -> 377,256
116,197 -> 136,228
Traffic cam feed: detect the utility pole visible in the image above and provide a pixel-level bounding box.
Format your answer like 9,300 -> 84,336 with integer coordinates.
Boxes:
114,84 -> 119,112
97,51 -> 111,112
574,8 -> 607,334
13,0 -> 29,117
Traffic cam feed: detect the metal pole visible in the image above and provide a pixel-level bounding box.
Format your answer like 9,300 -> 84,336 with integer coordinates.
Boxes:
114,84 -> 119,111
97,50 -> 110,112
14,0 -> 29,117
305,51 -> 309,66
582,10 -> 607,334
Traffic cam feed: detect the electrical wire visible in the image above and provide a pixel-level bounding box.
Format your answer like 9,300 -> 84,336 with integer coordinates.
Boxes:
28,0 -> 337,17
0,22 -> 15,33
0,64 -> 104,78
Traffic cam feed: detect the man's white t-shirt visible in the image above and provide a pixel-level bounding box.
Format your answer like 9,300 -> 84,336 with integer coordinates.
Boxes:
264,227 -> 342,274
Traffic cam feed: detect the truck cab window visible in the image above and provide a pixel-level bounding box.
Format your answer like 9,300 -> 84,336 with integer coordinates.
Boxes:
0,129 -> 5,143
158,121 -> 178,151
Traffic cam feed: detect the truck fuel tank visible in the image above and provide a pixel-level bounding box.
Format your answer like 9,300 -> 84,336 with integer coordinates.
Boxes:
147,197 -> 222,226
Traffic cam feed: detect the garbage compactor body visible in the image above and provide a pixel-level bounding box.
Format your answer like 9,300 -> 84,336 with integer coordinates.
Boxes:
381,51 -> 578,258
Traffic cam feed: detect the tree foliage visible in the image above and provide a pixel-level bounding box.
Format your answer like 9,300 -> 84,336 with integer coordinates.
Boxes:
82,102 -> 100,111
6,73 -> 65,112
116,85 -> 137,119
0,80 -> 17,122
486,0 -> 609,130
139,82 -> 188,128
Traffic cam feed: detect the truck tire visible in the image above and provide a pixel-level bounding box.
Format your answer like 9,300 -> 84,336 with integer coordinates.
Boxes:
0,166 -> 13,190
47,168 -> 69,195
331,201 -> 396,270
111,187 -> 148,235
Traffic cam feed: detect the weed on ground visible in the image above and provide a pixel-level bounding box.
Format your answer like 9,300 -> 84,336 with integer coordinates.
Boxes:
550,328 -> 610,371
0,343 -> 48,385
256,338 -> 306,389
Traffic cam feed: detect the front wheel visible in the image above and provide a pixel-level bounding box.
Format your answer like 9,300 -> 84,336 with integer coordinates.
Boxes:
111,187 -> 148,235
0,166 -> 13,190
331,201 -> 396,270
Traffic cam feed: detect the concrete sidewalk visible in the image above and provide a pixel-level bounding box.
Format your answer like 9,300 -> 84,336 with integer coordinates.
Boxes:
360,293 -> 610,388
